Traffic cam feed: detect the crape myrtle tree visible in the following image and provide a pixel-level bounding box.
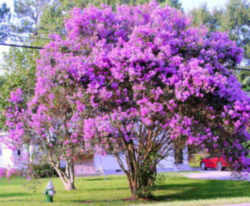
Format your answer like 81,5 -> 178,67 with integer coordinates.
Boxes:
5,69 -> 92,190
5,1 -> 250,198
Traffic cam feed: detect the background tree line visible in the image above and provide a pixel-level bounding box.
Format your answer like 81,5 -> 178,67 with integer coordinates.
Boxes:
190,0 -> 249,91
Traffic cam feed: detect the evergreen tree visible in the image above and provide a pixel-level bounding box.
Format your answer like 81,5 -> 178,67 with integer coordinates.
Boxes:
238,70 -> 250,91
220,0 -> 250,62
0,3 -> 11,42
165,0 -> 182,9
189,0 -> 249,91
13,0 -> 51,35
221,0 -> 250,90
190,4 -> 222,31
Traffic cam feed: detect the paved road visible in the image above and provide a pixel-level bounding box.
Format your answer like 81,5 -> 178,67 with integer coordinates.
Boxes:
183,171 -> 250,181
218,204 -> 250,206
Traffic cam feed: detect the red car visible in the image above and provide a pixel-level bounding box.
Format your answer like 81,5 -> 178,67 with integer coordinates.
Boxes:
200,156 -> 229,171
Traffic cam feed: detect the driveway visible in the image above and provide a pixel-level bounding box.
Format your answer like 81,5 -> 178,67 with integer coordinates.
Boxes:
220,204 -> 250,206
183,171 -> 250,181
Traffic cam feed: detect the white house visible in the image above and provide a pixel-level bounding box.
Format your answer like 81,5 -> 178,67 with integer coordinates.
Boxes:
0,132 -> 27,170
74,147 -> 192,176
0,132 -> 192,175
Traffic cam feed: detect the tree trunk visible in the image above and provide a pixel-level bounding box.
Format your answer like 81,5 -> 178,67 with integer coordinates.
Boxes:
49,160 -> 76,191
61,178 -> 76,191
125,164 -> 156,199
175,147 -> 183,164
113,124 -> 171,199
115,152 -> 157,199
128,176 -> 138,200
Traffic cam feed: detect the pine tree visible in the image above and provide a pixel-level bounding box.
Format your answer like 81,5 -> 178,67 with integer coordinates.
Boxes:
0,3 -> 11,42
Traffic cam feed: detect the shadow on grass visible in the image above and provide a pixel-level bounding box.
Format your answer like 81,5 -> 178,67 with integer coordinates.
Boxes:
72,199 -> 147,205
0,193 -> 28,198
84,178 -> 106,181
154,179 -> 250,201
83,176 -> 125,181
83,187 -> 128,192
74,179 -> 250,204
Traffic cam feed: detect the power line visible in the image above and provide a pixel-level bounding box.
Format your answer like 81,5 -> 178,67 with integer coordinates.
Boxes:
0,42 -> 43,50
233,67 -> 250,72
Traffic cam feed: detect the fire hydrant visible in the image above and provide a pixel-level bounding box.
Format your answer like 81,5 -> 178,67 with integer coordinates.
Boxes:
44,180 -> 56,202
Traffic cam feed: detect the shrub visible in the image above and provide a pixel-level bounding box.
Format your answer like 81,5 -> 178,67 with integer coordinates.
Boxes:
0,168 -> 21,179
31,164 -> 58,178
189,153 -> 208,168
6,168 -> 20,179
0,168 -> 6,178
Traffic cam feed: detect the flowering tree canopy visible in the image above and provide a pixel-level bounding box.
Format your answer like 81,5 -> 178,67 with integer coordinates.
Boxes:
5,1 -> 250,198
5,72 -> 90,190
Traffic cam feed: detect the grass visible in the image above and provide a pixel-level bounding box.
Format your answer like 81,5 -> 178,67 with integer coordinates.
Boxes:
0,173 -> 250,206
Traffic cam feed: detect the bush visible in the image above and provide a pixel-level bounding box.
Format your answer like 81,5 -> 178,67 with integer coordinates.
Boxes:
0,168 -> 6,178
189,153 -> 208,168
0,168 -> 21,179
6,168 -> 20,179
31,164 -> 58,178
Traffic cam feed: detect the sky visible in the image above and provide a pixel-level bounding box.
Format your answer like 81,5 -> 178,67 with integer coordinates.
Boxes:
0,0 -> 230,13
0,0 -> 229,70
0,0 -> 13,65
0,0 -> 13,10
181,0 -> 228,12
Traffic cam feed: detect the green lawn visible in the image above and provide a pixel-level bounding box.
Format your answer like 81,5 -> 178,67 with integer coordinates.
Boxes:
0,173 -> 250,206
